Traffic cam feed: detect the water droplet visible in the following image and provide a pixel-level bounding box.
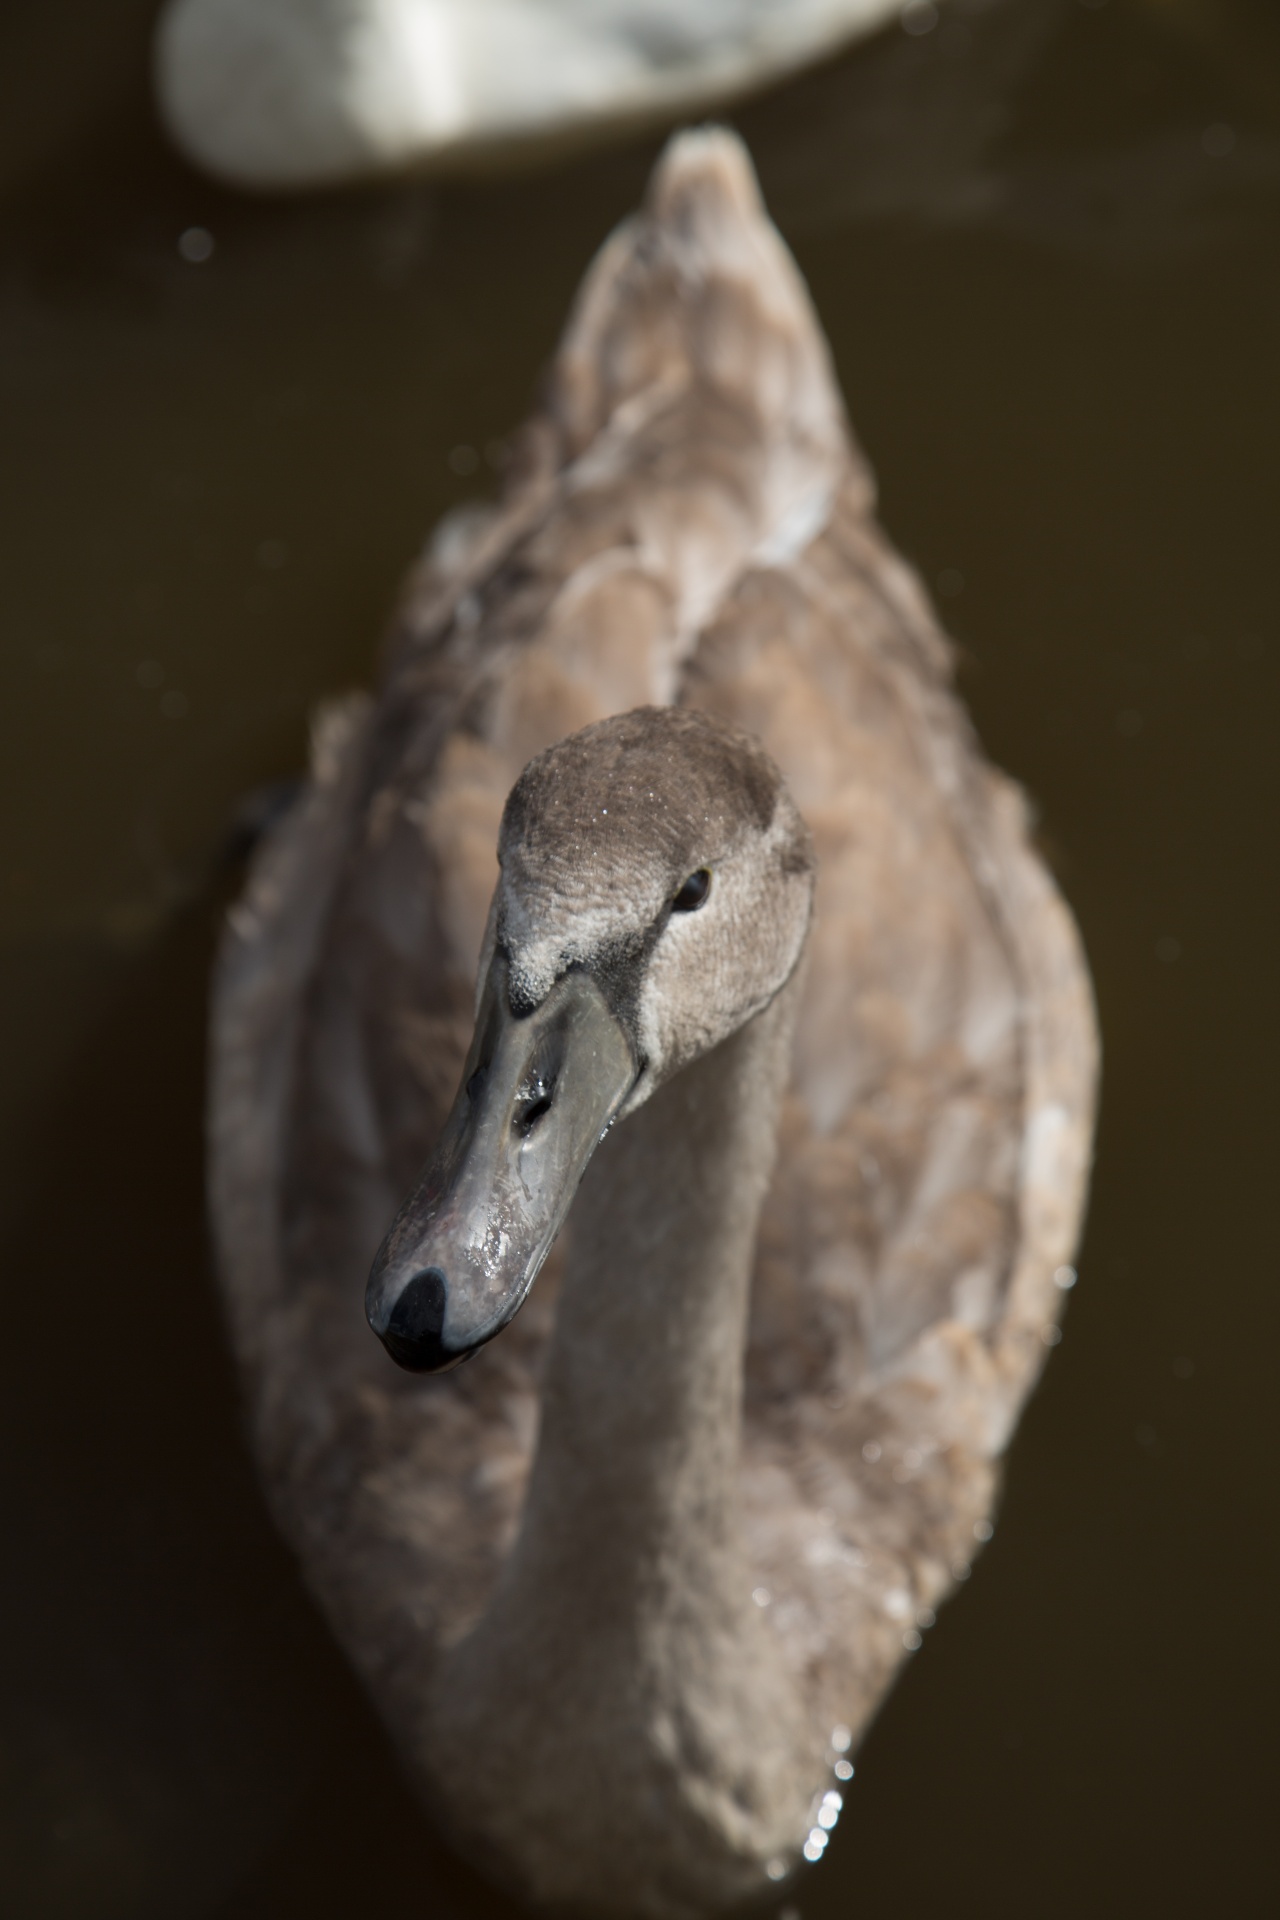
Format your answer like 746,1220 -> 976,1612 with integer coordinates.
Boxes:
974,1519 -> 994,1543
822,1790 -> 843,1810
903,1628 -> 922,1651
861,1441 -> 881,1464
753,1586 -> 772,1608
834,1759 -> 854,1781
1043,1324 -> 1063,1347
901,1 -> 939,36
765,1859 -> 788,1882
1053,1265 -> 1077,1290
803,1837 -> 824,1863
917,1607 -> 936,1629
830,1724 -> 852,1753
178,226 -> 214,263
818,1804 -> 840,1831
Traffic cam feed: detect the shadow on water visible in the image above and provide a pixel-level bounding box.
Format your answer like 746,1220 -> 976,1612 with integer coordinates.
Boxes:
2,1 -> 1278,1915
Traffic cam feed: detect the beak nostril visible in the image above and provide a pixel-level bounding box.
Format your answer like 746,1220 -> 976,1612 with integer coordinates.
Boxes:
381,1267 -> 450,1372
514,1065 -> 557,1134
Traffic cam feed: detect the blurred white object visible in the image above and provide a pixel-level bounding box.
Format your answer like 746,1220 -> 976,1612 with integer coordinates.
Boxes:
153,0 -> 916,190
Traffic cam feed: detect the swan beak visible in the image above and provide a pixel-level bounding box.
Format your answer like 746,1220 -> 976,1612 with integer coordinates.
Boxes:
366,956 -> 636,1373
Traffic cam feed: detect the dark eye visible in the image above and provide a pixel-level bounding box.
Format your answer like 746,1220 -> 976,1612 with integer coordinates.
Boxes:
672,868 -> 712,913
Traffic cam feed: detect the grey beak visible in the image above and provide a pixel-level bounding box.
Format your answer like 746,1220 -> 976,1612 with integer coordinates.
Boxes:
366,954 -> 636,1373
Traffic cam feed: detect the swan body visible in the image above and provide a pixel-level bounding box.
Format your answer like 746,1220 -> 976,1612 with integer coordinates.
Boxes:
155,0 -> 912,190
212,128 -> 1097,1914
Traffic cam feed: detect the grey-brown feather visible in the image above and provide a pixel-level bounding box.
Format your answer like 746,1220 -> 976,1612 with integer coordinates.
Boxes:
211,126 -> 1097,1911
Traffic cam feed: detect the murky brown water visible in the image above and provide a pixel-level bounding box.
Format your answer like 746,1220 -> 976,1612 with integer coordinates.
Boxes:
3,2 -> 1278,1915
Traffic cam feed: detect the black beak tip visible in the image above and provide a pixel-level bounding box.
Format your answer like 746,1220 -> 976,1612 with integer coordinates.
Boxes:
373,1266 -> 458,1374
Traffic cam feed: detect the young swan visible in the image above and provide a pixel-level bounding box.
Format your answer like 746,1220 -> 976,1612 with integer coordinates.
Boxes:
367,704 -> 823,1913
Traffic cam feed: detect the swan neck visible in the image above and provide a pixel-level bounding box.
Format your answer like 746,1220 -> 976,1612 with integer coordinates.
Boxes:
423,972 -> 814,1897
526,968 -> 800,1589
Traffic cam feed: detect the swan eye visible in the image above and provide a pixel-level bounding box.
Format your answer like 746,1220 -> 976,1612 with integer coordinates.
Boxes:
672,868 -> 712,913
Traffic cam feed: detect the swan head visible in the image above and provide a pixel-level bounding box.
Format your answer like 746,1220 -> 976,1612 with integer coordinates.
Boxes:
366,706 -> 814,1373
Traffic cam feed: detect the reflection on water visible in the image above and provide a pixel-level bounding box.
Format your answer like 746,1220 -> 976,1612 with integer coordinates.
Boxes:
2,2 -> 1278,1915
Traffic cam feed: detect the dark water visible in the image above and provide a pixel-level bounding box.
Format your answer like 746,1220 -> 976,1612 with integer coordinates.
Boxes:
2,2 -> 1278,1914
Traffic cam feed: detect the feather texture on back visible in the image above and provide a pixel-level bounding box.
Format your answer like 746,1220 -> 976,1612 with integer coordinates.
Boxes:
211,125 -> 1096,1905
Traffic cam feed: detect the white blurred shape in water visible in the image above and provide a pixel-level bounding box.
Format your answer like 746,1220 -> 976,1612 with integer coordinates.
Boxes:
154,0 -> 918,189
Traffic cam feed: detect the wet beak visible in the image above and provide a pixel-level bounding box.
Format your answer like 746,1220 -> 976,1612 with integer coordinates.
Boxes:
366,955 -> 636,1373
